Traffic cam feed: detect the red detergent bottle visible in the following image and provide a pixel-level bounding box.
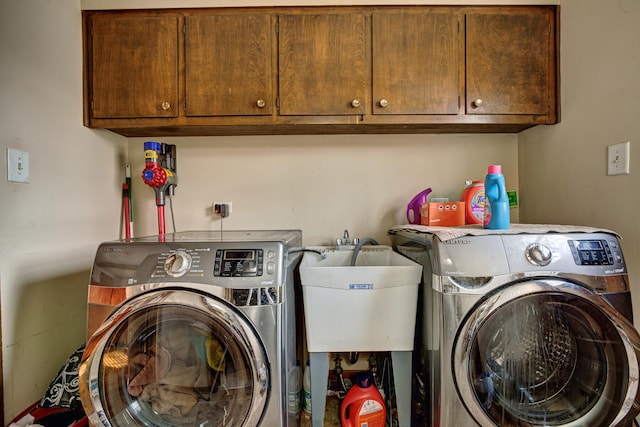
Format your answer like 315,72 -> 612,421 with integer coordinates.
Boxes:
341,372 -> 386,427
461,180 -> 485,225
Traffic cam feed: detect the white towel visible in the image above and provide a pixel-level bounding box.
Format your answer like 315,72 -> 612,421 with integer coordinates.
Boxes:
9,414 -> 44,427
389,223 -> 619,242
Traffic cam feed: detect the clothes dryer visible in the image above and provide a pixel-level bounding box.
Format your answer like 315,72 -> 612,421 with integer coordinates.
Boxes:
79,230 -> 303,427
391,226 -> 640,427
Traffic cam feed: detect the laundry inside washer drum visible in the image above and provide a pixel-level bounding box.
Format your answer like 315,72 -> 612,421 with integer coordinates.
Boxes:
469,292 -> 623,425
100,305 -> 255,427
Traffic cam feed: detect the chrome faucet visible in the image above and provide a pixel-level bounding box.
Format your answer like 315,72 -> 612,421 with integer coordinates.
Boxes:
336,229 -> 359,249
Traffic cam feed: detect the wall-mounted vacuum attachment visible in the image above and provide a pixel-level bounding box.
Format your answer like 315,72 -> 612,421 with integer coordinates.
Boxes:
141,141 -> 177,236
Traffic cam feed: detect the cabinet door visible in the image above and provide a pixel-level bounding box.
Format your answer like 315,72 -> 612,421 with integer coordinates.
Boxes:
90,15 -> 179,119
185,14 -> 273,116
279,13 -> 368,116
466,9 -> 551,115
372,10 -> 460,115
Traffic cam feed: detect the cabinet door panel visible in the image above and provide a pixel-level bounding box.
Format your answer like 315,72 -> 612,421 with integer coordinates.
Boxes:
373,11 -> 460,115
91,15 -> 179,119
466,10 -> 550,115
279,14 -> 368,116
186,14 -> 273,116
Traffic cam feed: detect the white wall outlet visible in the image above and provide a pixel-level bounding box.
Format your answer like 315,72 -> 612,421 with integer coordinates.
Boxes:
607,141 -> 630,176
7,148 -> 30,183
213,201 -> 232,217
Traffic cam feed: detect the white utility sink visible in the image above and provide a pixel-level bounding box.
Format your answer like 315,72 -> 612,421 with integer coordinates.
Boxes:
300,245 -> 422,352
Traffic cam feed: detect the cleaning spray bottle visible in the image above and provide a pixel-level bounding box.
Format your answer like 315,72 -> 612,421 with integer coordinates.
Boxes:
340,371 -> 386,427
302,360 -> 312,415
406,188 -> 432,224
483,165 -> 510,230
288,361 -> 302,415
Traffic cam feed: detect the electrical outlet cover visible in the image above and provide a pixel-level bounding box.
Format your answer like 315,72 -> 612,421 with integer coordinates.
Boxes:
607,141 -> 630,176
7,148 -> 30,183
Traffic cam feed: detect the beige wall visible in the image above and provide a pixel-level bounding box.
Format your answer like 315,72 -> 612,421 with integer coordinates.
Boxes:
0,0 -> 636,424
0,0 -> 125,422
128,135 -> 518,244
520,0 -> 640,312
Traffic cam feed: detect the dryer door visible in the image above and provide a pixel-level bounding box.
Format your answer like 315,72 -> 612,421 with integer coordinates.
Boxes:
453,279 -> 640,427
80,288 -> 269,427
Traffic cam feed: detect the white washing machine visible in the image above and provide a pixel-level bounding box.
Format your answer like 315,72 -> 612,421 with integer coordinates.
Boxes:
391,226 -> 640,427
79,230 -> 303,427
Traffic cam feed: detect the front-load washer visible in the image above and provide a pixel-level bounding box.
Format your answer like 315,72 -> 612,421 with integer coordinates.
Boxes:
79,230 -> 303,427
390,225 -> 640,427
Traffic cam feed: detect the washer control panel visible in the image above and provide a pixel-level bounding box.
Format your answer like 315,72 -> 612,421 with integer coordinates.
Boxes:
442,233 -> 627,276
91,231 -> 300,289
568,239 -> 622,266
148,243 -> 283,283
164,250 -> 193,277
214,249 -> 264,277
525,243 -> 553,267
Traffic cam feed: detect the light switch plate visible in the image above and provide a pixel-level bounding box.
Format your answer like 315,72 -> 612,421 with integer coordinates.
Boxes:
7,148 -> 30,183
607,141 -> 630,176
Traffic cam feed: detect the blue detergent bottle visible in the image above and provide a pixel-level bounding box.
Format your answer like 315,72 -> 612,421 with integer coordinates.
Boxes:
483,165 -> 510,230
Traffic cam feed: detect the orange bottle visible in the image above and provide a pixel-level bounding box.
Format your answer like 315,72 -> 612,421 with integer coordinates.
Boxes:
461,180 -> 485,225
340,372 -> 386,427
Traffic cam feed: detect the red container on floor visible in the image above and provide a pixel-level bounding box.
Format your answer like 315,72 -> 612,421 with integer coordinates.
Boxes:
340,372 -> 386,427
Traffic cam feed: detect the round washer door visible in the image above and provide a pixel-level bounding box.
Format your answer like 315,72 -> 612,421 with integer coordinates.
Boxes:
80,288 -> 270,427
453,279 -> 640,427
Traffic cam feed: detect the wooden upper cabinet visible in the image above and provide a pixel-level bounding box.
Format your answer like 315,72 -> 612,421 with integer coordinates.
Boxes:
466,8 -> 553,117
83,6 -> 558,135
90,14 -> 179,119
372,10 -> 461,115
185,14 -> 273,116
278,13 -> 368,116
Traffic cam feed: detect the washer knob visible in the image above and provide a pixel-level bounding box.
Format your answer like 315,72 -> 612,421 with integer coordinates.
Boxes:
525,243 -> 552,266
164,251 -> 192,277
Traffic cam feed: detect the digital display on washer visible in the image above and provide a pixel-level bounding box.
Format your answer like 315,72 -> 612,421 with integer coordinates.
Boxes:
224,250 -> 255,261
576,240 -> 603,251
214,249 -> 263,277
568,239 -> 613,265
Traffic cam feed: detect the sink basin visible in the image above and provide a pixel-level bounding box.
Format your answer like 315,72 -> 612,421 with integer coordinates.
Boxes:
300,245 -> 421,287
300,245 -> 422,352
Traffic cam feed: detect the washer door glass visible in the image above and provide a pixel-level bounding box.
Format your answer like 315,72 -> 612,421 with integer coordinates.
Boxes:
84,289 -> 269,427
454,280 -> 640,427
